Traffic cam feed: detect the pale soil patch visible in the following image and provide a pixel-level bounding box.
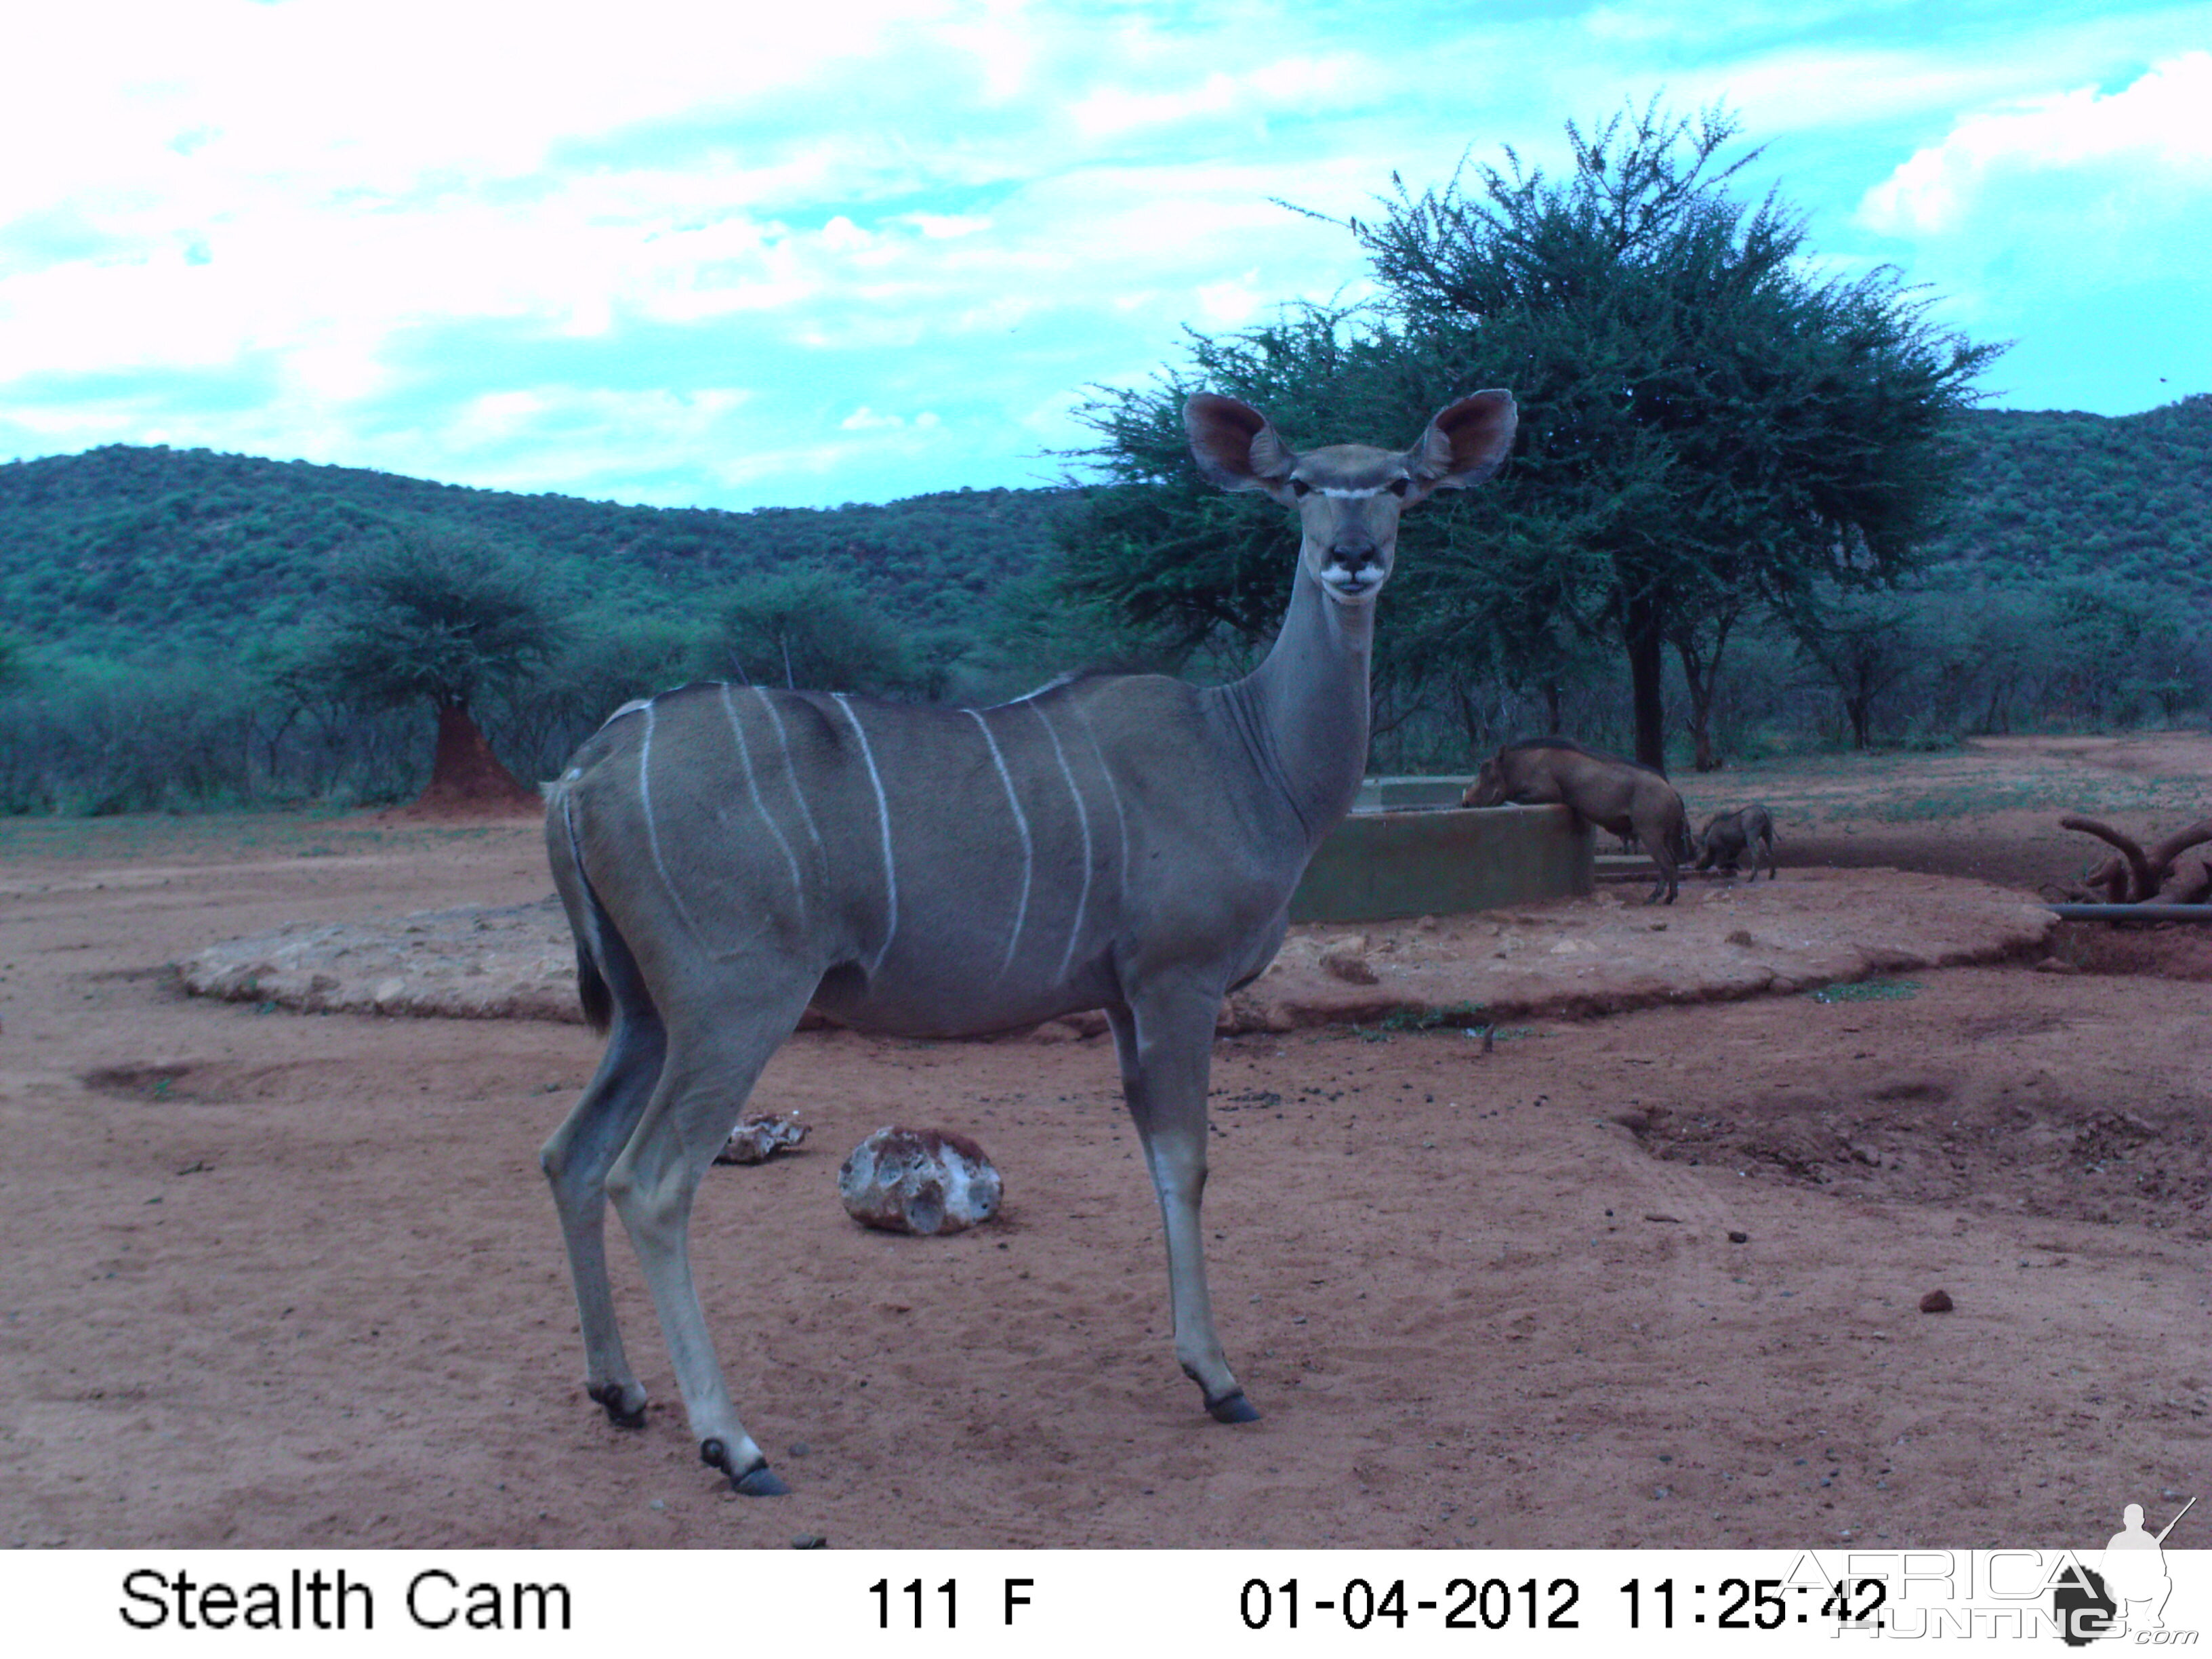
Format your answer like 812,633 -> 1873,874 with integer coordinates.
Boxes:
1,737 -> 2206,1551
174,869 -> 2054,1032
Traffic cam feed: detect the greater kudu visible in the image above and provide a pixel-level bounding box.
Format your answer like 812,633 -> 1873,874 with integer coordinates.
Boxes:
539,389 -> 1518,1494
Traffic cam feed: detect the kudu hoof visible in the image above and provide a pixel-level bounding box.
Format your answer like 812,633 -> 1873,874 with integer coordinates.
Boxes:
702,1438 -> 790,1497
1205,1388 -> 1261,1425
588,1382 -> 647,1430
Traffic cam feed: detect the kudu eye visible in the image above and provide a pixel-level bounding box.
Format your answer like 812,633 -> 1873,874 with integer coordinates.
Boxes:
1388,478 -> 1410,497
1290,478 -> 1311,498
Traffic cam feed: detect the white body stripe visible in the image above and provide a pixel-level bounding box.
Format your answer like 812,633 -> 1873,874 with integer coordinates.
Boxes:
832,694 -> 899,973
1071,708 -> 1130,908
1029,703 -> 1094,984
637,703 -> 703,938
754,687 -> 825,855
964,709 -> 1034,977
989,670 -> 1078,709
720,684 -> 806,916
559,791 -> 606,964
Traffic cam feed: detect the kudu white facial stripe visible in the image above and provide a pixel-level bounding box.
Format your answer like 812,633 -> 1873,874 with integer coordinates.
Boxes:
964,708 -> 1035,979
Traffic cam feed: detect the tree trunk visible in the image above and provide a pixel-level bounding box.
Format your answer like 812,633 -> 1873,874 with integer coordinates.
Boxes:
1624,591 -> 1668,774
1671,612 -> 1736,774
1846,689 -> 1872,750
1451,675 -> 1483,752
415,701 -> 541,815
1687,699 -> 1721,773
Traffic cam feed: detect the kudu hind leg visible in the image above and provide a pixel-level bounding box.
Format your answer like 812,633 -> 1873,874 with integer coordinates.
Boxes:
1109,997 -> 1257,1424
605,977 -> 815,1495
541,1008 -> 665,1429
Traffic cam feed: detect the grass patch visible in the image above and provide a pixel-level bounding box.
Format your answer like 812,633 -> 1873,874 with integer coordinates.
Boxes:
1339,1004 -> 1538,1043
1378,1001 -> 1490,1032
1803,978 -> 1923,1004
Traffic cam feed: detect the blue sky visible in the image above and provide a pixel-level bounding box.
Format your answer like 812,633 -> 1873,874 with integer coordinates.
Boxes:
3,0 -> 2208,509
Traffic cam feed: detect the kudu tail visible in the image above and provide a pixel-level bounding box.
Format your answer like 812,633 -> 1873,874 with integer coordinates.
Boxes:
546,784 -> 647,1037
574,939 -> 614,1036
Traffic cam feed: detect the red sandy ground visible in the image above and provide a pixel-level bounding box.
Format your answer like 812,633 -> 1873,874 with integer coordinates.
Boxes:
1,736 -> 2207,1550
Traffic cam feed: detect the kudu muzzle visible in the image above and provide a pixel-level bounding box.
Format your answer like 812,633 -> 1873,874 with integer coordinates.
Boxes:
1306,498 -> 1400,606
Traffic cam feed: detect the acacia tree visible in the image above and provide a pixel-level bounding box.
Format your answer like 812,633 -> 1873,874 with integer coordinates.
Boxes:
705,565 -> 939,698
1063,100 -> 1999,773
287,529 -> 565,810
1793,586 -> 1919,749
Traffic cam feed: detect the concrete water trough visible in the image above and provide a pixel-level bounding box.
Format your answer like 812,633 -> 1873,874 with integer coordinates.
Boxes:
1289,781 -> 1595,924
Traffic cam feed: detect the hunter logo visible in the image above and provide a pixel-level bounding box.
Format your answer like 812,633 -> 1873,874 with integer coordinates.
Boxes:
2053,1496 -> 2196,1646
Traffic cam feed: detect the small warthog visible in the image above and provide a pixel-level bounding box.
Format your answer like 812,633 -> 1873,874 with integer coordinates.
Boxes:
1696,804 -> 1778,880
1462,738 -> 1689,903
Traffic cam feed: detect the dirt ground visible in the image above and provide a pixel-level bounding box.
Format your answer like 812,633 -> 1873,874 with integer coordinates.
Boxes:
2,735 -> 2207,1551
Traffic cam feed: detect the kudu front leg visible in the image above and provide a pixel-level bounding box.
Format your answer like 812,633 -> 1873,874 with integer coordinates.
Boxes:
1108,996 -> 1258,1424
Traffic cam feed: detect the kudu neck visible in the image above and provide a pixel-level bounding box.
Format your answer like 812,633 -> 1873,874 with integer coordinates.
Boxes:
1225,565 -> 1374,846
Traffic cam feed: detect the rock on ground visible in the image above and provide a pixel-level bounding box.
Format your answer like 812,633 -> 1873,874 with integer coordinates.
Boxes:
716,1113 -> 808,1165
838,1128 -> 1002,1235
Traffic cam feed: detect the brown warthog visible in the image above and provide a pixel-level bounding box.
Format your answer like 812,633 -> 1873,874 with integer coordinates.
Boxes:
1695,803 -> 1778,880
1462,738 -> 1689,903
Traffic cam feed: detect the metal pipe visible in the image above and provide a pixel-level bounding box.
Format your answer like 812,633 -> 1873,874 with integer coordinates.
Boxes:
2046,903 -> 2212,922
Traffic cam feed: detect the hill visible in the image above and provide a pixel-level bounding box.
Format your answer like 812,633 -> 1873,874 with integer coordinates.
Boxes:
1,394 -> 2205,666
1918,393 -> 2212,600
0,443 -> 1076,659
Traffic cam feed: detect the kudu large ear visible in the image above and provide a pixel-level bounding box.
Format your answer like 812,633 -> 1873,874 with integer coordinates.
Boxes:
1184,394 -> 1296,496
1408,390 -> 1517,493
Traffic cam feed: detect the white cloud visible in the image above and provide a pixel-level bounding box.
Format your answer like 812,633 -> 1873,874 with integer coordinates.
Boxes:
1858,52 -> 2212,306
840,406 -> 941,431
1068,52 -> 1367,139
5,1 -> 2209,499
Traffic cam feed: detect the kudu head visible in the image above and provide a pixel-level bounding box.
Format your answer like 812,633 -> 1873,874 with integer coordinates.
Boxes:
1183,390 -> 1517,608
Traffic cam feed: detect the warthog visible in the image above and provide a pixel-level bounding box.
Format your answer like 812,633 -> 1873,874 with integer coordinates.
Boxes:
1696,804 -> 1778,880
1462,737 -> 1689,903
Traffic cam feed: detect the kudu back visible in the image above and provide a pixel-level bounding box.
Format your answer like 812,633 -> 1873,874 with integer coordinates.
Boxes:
540,388 -> 1517,1493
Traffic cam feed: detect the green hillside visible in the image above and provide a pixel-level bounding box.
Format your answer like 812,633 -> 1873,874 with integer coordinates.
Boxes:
0,396 -> 2204,812
3,395 -> 2206,668
1918,394 -> 2212,599
0,443 -> 1076,659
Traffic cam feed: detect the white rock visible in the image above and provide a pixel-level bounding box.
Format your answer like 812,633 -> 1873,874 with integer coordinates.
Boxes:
715,1113 -> 808,1166
838,1127 -> 1002,1235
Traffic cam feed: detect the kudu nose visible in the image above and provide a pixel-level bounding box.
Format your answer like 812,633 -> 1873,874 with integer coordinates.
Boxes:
1328,533 -> 1377,567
